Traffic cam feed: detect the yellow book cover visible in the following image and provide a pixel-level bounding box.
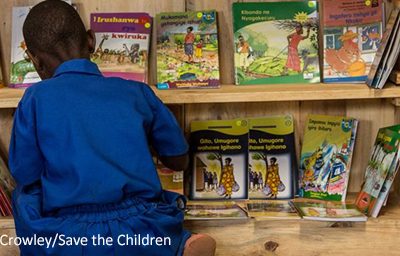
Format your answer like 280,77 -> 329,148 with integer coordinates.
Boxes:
299,114 -> 358,201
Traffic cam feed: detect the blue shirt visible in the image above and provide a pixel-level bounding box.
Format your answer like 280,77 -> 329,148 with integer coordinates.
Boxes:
9,59 -> 188,213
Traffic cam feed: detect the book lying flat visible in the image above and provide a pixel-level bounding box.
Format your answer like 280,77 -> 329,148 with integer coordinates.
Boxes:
246,200 -> 300,220
184,201 -> 248,220
292,200 -> 367,222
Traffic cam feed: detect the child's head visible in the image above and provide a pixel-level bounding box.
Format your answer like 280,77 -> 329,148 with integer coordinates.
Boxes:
23,0 -> 95,79
187,26 -> 193,33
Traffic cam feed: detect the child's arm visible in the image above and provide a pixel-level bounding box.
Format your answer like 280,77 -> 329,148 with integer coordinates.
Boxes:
160,153 -> 189,172
9,89 -> 44,186
142,84 -> 189,171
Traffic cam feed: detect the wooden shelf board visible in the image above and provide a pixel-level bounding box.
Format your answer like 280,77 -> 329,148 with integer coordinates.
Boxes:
0,216 -> 14,229
2,83 -> 400,108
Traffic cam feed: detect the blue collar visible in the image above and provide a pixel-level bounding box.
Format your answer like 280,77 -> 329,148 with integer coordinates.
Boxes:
53,59 -> 102,78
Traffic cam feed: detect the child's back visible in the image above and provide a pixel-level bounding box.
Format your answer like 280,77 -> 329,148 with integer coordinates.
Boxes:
9,1 -> 215,255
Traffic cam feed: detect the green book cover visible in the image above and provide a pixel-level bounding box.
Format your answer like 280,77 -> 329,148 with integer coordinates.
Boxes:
292,201 -> 367,222
248,115 -> 297,199
355,125 -> 400,216
190,119 -> 248,200
232,1 -> 320,85
156,10 -> 220,89
299,115 -> 358,201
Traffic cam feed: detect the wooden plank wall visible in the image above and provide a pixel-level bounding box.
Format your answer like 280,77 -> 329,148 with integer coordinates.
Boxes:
0,0 -> 398,194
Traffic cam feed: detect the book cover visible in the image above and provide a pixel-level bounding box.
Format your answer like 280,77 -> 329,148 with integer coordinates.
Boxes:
0,156 -> 16,199
232,1 -> 320,85
156,10 -> 220,89
184,201 -> 248,220
10,6 -> 41,88
190,119 -> 248,200
355,126 -> 400,216
248,115 -> 298,199
322,0 -> 384,83
367,8 -> 400,88
292,200 -> 367,222
246,200 -> 300,220
299,115 -> 358,201
90,13 -> 151,83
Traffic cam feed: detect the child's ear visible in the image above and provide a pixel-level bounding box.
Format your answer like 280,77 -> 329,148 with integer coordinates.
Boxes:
26,50 -> 43,72
87,29 -> 96,53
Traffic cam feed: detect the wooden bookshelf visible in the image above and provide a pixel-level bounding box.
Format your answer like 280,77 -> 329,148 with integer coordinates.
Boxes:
2,83 -> 400,108
390,70 -> 400,84
0,217 -> 14,229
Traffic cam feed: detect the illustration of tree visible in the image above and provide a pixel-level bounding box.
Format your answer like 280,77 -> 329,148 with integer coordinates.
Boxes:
379,144 -> 393,166
273,18 -> 319,50
251,152 -> 269,181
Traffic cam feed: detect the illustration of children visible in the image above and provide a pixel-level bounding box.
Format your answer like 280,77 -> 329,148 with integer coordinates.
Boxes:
220,158 -> 235,199
283,23 -> 310,75
195,39 -> 204,61
236,35 -> 252,72
184,26 -> 195,63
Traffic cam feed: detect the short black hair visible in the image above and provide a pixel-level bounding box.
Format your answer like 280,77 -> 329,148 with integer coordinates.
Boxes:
23,0 -> 87,55
187,26 -> 193,31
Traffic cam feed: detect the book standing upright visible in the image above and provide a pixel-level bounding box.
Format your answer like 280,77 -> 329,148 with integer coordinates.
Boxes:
156,10 -> 220,89
232,1 -> 320,85
90,13 -> 152,83
322,0 -> 384,83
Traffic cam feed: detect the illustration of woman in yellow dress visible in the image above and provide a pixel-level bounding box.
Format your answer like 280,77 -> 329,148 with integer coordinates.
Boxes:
220,158 -> 235,199
264,157 -> 284,199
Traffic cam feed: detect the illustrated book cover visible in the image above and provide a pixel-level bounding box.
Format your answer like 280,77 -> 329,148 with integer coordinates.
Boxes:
248,115 -> 298,199
190,119 -> 248,200
246,200 -> 300,220
90,13 -> 152,83
184,201 -> 248,220
232,1 -> 320,85
355,125 -> 400,216
367,8 -> 400,88
292,200 -> 367,222
322,0 -> 385,83
10,6 -> 41,88
156,10 -> 220,89
299,115 -> 358,201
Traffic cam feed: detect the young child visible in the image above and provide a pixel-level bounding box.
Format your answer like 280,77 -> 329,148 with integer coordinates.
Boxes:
9,1 -> 216,255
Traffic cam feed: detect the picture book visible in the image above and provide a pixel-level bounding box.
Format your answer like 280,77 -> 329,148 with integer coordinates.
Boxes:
355,125 -> 400,216
367,8 -> 400,88
299,115 -> 358,201
184,201 -> 248,220
292,201 -> 367,222
232,1 -> 320,85
246,200 -> 300,220
0,156 -> 15,199
190,119 -> 248,200
322,0 -> 385,83
248,115 -> 297,199
156,10 -> 219,89
90,13 -> 151,83
10,6 -> 41,88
